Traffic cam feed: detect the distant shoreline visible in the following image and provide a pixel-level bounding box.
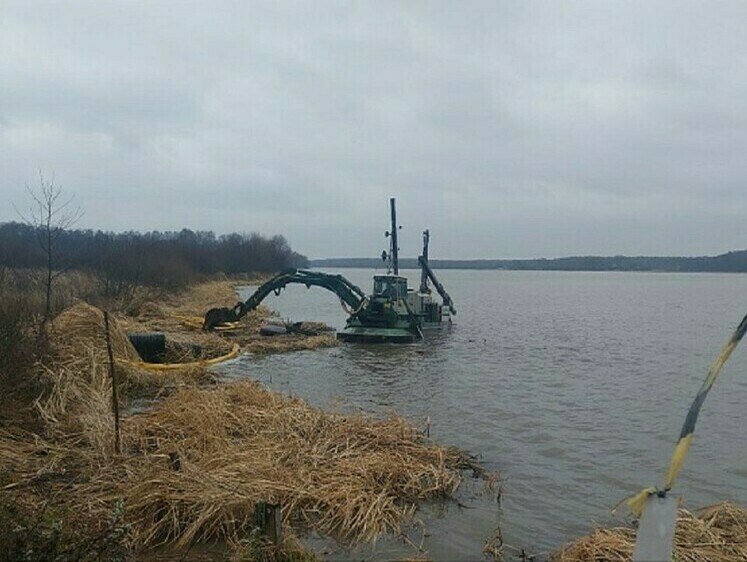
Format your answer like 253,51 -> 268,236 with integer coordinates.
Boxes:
311,249 -> 747,273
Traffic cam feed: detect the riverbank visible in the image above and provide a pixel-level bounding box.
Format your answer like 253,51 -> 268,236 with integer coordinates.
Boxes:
2,382 -> 489,560
3,272 -> 747,560
119,277 -> 339,361
0,277 -> 496,561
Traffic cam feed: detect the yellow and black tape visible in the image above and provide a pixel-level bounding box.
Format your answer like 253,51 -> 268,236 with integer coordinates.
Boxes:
626,313 -> 747,517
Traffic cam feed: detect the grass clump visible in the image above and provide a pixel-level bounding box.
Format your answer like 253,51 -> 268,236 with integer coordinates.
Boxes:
243,334 -> 338,355
2,375 -> 494,558
552,501 -> 747,562
76,381 -> 491,550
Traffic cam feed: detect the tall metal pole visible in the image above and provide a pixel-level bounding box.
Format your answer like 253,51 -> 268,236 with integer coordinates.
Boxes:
390,197 -> 399,275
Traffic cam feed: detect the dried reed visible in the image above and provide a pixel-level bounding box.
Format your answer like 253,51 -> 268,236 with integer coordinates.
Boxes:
5,296 -> 492,557
121,277 -> 337,357
48,302 -> 140,363
244,334 -> 339,355
121,364 -> 216,398
0,429 -> 82,490
552,502 -> 747,562
34,353 -> 115,455
35,303 -> 142,453
75,381 -> 489,549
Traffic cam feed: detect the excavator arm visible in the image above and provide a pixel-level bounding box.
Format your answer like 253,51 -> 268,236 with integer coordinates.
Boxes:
418,256 -> 456,315
203,269 -> 367,330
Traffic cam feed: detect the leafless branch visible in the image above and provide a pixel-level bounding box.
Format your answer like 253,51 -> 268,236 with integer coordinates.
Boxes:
14,170 -> 83,320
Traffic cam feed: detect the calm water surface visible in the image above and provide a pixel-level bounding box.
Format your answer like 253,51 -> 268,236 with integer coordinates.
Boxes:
217,269 -> 747,560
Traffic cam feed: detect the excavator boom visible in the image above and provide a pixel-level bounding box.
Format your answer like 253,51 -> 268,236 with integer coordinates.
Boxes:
418,256 -> 456,315
203,269 -> 367,330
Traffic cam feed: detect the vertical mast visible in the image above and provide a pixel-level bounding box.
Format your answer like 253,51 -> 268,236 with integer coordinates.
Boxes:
390,197 -> 399,275
420,229 -> 430,292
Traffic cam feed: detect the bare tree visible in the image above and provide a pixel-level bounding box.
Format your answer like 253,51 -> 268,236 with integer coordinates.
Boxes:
14,171 -> 83,321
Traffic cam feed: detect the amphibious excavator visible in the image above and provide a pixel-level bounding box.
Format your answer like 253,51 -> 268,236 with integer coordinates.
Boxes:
203,198 -> 455,342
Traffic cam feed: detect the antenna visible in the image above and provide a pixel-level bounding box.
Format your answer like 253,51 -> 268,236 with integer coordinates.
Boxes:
389,198 -> 399,275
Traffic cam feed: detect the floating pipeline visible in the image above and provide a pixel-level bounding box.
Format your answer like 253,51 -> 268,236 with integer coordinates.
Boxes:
117,343 -> 240,371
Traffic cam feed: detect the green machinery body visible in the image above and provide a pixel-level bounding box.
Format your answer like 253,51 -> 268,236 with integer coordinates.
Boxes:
202,268 -> 424,342
202,199 -> 455,343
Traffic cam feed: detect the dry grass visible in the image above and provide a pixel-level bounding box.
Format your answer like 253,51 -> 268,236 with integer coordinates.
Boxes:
140,277 -> 265,329
2,297 -> 494,555
119,278 -> 339,358
164,278 -> 244,315
64,381 -> 492,551
2,278 -> 487,558
552,502 -> 747,562
483,527 -> 504,561
34,303 -> 138,451
42,302 -> 216,416
0,429 -> 84,489
48,302 -> 140,363
34,354 -> 117,454
243,334 -> 338,355
1,378 -> 493,557
0,268 -> 103,314
121,364 -> 216,398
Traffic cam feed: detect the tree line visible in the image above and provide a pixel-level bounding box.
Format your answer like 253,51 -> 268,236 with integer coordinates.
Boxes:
312,250 -> 747,272
0,222 -> 309,294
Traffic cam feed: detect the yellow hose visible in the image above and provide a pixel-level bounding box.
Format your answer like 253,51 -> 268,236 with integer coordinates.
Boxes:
213,322 -> 242,332
118,343 -> 241,371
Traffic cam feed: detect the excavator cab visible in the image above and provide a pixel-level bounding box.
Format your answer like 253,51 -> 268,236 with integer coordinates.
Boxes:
372,275 -> 408,300
362,275 -> 410,328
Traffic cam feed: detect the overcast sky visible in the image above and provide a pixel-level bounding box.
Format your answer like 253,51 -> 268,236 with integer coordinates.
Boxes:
2,1 -> 747,259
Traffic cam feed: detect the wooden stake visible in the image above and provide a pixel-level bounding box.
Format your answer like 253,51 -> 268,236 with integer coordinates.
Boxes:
267,503 -> 282,546
254,501 -> 282,546
104,311 -> 121,454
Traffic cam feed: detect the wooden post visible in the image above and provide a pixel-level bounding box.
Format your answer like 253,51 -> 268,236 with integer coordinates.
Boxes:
267,503 -> 281,546
253,501 -> 282,546
103,311 -> 121,454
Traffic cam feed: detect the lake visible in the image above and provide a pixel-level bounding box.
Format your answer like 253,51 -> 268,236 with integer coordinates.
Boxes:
217,269 -> 747,560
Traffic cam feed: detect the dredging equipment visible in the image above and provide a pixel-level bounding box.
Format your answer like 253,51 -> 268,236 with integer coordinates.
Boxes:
203,198 -> 456,342
337,199 -> 456,342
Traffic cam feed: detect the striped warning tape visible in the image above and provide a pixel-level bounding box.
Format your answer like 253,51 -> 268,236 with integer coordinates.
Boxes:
625,313 -> 747,516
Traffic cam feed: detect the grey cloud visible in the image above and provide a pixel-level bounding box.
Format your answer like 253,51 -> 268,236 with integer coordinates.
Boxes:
2,1 -> 747,259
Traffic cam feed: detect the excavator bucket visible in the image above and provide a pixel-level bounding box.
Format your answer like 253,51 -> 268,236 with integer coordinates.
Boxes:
203,307 -> 240,330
